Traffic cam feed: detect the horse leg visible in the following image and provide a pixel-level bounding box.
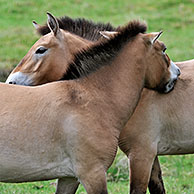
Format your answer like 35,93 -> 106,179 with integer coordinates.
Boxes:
129,149 -> 156,194
148,156 -> 166,194
55,177 -> 79,194
79,166 -> 108,194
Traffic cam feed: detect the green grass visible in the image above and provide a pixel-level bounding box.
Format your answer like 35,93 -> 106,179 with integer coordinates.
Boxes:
109,152 -> 194,194
0,0 -> 194,193
0,0 -> 194,67
0,180 -> 129,194
0,153 -> 194,193
160,154 -> 194,194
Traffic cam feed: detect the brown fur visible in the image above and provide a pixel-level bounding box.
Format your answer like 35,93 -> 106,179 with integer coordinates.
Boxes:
2,14 -> 175,194
61,20 -> 146,80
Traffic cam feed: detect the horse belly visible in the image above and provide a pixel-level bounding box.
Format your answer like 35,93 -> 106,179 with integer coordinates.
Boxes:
157,126 -> 194,155
0,118 -> 76,183
0,86 -> 80,183
0,152 -> 74,183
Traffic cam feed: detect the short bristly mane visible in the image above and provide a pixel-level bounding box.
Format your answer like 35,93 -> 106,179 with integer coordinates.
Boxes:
61,21 -> 147,80
37,16 -> 117,41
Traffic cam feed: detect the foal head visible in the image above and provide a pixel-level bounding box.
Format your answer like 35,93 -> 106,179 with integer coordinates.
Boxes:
101,28 -> 180,93
6,13 -> 92,86
141,31 -> 180,93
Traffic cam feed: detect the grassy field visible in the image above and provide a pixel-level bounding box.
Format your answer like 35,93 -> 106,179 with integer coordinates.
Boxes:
0,0 -> 194,193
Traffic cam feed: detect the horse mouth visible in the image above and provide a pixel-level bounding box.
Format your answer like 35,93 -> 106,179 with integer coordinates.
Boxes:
162,78 -> 178,94
155,77 -> 178,94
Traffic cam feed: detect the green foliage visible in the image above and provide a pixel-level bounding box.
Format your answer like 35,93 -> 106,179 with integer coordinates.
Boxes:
107,150 -> 129,182
0,180 -> 129,194
0,0 -> 194,193
160,154 -> 194,194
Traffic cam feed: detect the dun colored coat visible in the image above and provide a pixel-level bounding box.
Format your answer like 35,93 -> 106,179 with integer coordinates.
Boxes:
5,13 -> 181,194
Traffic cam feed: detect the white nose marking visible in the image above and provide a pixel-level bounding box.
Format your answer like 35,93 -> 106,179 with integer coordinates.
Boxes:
6,72 -> 33,86
164,61 -> 181,93
170,61 -> 181,79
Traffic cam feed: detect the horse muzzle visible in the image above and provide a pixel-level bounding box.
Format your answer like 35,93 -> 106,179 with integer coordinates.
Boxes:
163,77 -> 178,93
157,61 -> 181,93
6,72 -> 33,86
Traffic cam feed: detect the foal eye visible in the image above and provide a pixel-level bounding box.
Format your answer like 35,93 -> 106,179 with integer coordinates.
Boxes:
35,46 -> 48,55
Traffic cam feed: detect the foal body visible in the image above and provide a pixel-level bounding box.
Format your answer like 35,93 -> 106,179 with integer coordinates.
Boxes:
1,14 -> 179,194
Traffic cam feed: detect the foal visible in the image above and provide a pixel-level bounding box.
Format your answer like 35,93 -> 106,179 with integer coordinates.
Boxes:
1,13 -> 179,194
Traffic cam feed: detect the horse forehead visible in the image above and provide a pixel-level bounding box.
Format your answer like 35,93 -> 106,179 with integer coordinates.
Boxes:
35,34 -> 58,47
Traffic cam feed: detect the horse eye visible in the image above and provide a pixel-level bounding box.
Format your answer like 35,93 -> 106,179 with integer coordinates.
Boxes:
35,47 -> 48,55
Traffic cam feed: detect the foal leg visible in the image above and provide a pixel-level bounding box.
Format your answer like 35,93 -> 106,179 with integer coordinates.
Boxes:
79,167 -> 108,194
129,149 -> 156,194
55,178 -> 79,194
148,157 -> 166,194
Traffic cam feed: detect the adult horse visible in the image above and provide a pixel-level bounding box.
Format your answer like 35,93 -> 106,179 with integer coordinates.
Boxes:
6,15 -> 116,85
1,13 -> 179,194
119,59 -> 194,194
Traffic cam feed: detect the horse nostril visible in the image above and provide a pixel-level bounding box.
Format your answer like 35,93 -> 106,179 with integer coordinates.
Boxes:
9,81 -> 16,84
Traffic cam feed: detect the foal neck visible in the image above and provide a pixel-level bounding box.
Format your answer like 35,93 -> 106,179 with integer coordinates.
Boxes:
61,21 -> 147,132
81,40 -> 146,131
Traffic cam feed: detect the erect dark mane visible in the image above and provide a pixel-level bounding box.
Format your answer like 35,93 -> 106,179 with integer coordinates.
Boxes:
61,20 -> 147,80
37,16 -> 117,41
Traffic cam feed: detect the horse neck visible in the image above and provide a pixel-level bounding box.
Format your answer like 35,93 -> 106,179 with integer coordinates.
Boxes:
81,44 -> 146,132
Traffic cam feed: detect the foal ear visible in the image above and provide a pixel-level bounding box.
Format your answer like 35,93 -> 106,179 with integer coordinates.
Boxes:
47,12 -> 60,37
99,31 -> 118,40
149,31 -> 163,44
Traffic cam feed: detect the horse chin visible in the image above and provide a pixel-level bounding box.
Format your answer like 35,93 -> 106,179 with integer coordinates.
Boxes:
158,78 -> 177,94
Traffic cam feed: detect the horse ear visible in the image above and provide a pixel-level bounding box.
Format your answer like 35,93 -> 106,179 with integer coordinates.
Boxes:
99,31 -> 118,40
149,31 -> 163,44
47,12 -> 60,37
32,20 -> 41,30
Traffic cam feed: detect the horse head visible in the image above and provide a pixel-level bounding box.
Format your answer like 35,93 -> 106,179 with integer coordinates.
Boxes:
6,13 -> 92,86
